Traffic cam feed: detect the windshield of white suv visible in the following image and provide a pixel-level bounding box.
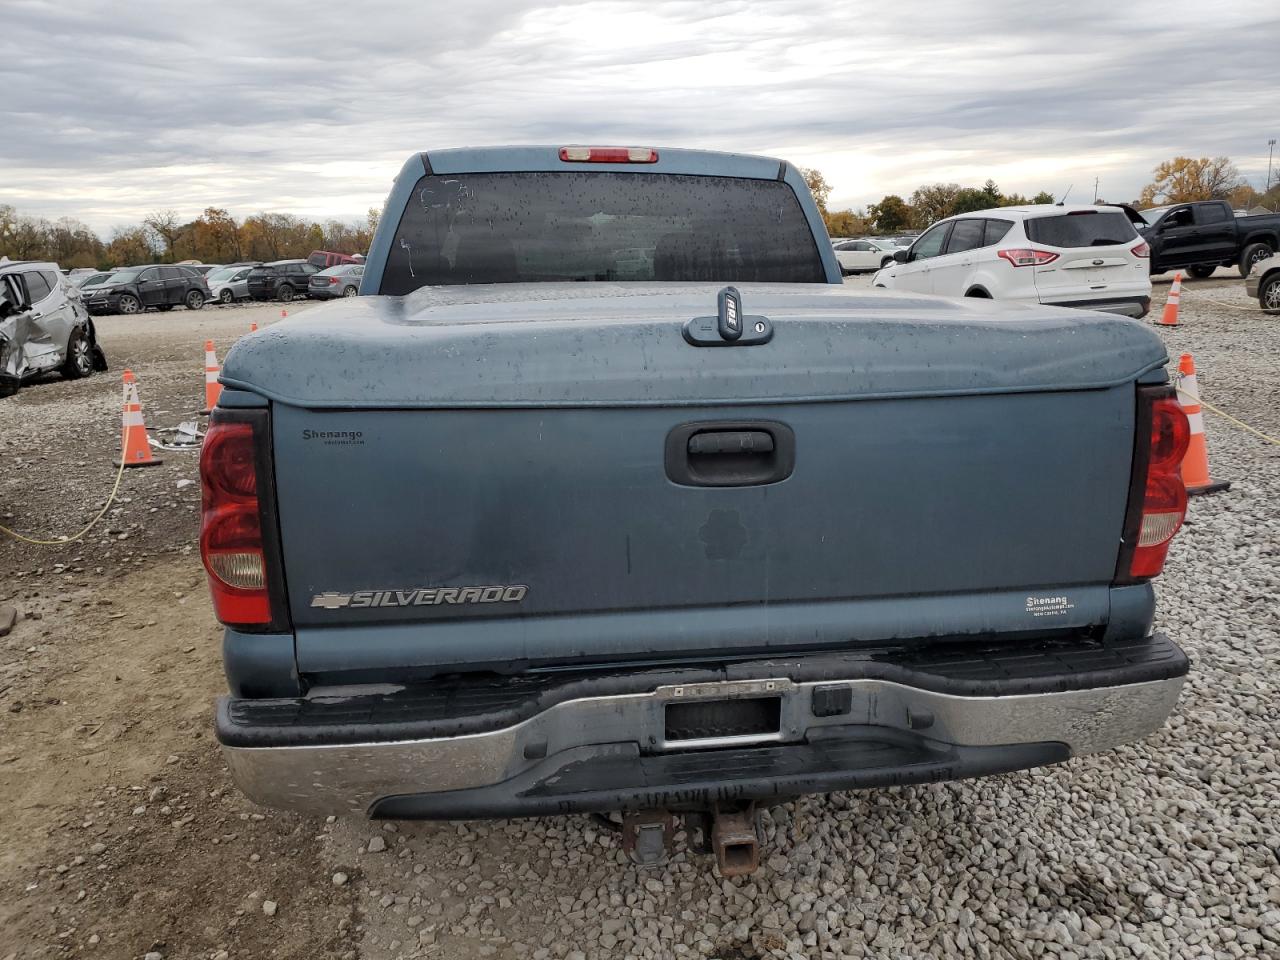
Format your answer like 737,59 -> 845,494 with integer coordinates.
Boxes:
205,267 -> 237,281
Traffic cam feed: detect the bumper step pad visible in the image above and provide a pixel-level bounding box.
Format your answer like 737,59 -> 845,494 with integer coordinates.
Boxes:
370,727 -> 1069,818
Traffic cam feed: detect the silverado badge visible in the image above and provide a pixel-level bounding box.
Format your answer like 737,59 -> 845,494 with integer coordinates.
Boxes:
310,585 -> 528,609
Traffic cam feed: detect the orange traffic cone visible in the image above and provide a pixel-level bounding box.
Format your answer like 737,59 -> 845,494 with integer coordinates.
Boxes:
249,321 -> 258,333
1159,273 -> 1182,326
280,308 -> 288,319
200,340 -> 221,415
118,370 -> 162,468
1175,353 -> 1230,496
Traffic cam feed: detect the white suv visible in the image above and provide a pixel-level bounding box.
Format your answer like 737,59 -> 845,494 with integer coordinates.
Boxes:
872,205 -> 1152,318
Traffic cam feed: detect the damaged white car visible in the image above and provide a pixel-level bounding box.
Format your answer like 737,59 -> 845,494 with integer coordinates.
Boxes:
0,258 -> 107,398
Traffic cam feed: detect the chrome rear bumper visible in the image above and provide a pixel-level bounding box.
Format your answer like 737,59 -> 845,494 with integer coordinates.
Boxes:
220,671 -> 1185,817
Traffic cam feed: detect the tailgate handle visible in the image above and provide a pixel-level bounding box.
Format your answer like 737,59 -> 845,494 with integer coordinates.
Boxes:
688,431 -> 774,456
666,422 -> 795,487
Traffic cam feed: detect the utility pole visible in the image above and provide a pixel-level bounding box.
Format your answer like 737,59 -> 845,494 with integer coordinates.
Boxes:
1093,177 -> 1099,203
1269,139 -> 1276,191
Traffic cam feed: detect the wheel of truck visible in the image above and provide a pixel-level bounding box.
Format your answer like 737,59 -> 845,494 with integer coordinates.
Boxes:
219,289 -> 234,305
1260,275 -> 1280,314
1186,264 -> 1217,279
277,284 -> 295,302
185,290 -> 205,310
342,284 -> 358,297
60,327 -> 94,380
1239,243 -> 1273,277
117,294 -> 140,315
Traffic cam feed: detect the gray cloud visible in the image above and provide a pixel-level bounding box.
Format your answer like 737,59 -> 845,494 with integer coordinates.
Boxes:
2,0 -> 1276,232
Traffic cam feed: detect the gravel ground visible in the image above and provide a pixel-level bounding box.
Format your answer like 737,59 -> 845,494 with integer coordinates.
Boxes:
1,278 -> 1277,960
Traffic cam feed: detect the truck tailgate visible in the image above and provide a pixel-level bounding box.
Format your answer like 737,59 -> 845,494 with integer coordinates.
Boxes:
221,283 -> 1168,676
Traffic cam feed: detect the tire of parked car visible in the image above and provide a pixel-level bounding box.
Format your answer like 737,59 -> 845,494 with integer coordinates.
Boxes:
1240,242 -> 1274,278
219,289 -> 234,305
342,285 -> 358,297
117,294 -> 141,315
185,290 -> 205,310
1187,264 -> 1218,279
1260,274 -> 1280,315
60,328 -> 93,380
277,284 -> 295,302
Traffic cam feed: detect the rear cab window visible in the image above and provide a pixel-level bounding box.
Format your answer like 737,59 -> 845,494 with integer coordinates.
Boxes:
1196,203 -> 1230,224
1025,211 -> 1137,248
380,171 -> 826,295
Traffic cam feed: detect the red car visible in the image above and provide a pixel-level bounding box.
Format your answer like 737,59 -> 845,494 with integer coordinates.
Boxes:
307,250 -> 363,269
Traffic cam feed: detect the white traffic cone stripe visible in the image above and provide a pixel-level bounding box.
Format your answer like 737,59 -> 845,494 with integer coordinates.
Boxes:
123,410 -> 146,427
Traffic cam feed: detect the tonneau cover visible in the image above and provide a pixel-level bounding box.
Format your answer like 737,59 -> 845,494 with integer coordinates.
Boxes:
220,283 -> 1168,408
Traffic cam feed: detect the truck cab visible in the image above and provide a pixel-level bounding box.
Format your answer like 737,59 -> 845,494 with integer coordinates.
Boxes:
1139,200 -> 1280,277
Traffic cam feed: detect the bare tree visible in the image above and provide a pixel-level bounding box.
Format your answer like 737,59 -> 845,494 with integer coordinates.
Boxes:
143,210 -> 185,260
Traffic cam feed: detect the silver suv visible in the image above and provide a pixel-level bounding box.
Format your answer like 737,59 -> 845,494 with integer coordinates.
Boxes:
0,258 -> 107,398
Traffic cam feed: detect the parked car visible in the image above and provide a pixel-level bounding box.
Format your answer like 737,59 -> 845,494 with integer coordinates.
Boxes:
307,263 -> 364,299
0,258 -> 107,397
833,238 -> 900,275
74,271 -> 114,289
1245,252 -> 1280,314
84,264 -> 210,315
1136,200 -> 1280,277
206,146 -> 1189,874
177,261 -> 222,276
205,264 -> 259,304
874,205 -> 1152,318
307,250 -> 362,270
246,260 -> 321,302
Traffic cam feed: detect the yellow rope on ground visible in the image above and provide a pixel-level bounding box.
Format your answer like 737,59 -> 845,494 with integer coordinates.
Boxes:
1176,373 -> 1280,445
1199,396 -> 1280,445
0,454 -> 128,545
1173,284 -> 1263,312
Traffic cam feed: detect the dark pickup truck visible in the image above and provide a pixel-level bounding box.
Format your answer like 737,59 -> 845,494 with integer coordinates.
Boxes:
1137,199 -> 1280,277
202,146 -> 1192,873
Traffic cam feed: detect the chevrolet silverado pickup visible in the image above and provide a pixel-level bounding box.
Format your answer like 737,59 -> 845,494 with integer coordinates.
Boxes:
1137,200 -> 1280,277
203,145 -> 1191,873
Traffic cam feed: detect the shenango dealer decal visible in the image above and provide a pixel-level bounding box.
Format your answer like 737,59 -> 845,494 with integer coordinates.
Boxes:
311,585 -> 528,610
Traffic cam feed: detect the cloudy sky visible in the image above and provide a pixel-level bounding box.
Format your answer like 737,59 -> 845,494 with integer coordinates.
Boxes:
3,0 -> 1277,233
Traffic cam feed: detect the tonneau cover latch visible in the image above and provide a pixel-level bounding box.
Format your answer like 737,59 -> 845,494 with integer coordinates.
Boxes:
683,286 -> 773,347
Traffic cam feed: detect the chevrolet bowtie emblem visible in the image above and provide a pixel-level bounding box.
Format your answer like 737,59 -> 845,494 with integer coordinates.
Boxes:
310,592 -> 352,609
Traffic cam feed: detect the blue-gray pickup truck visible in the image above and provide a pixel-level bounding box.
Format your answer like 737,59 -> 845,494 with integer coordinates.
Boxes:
201,145 -> 1192,873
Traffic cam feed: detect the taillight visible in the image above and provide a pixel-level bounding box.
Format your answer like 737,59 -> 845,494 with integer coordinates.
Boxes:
329,277 -> 340,284
997,248 -> 1059,267
1131,240 -> 1150,258
559,146 -> 659,163
200,410 -> 288,629
1117,389 -> 1190,582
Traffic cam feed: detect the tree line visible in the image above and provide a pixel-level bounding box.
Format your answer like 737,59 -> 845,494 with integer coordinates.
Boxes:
806,155 -> 1280,236
0,205 -> 381,271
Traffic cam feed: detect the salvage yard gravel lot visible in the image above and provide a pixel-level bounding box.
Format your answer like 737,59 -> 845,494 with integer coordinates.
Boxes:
1,279 -> 1277,960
